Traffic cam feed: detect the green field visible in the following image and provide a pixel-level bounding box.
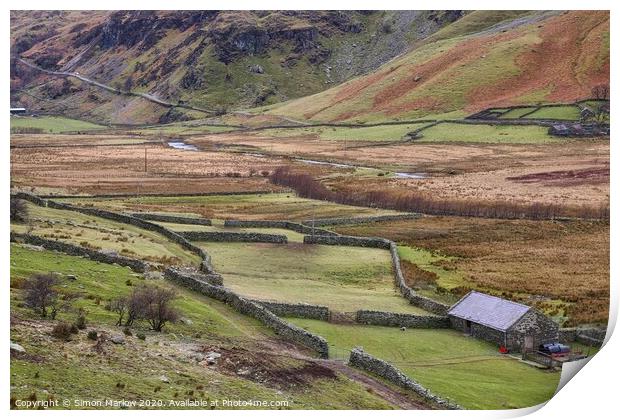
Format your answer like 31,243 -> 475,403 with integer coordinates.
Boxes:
195,241 -> 428,314
60,193 -> 401,222
10,116 -> 106,134
417,123 -> 556,144
10,245 -> 401,409
286,318 -> 561,409
10,203 -> 201,266
524,106 -> 581,120
256,123 -> 430,142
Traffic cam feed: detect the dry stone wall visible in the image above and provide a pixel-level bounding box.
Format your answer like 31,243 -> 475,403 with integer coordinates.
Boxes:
303,234 -> 450,315
559,327 -> 605,347
164,268 -> 329,358
302,213 -> 419,227
348,348 -> 461,409
177,231 -> 288,244
356,310 -> 449,328
303,235 -> 391,249
129,213 -> 212,226
11,232 -> 150,273
251,300 -> 329,320
224,219 -> 338,236
12,192 -> 216,275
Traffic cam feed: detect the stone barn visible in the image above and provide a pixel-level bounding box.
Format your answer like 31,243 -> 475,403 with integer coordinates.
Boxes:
448,291 -> 559,352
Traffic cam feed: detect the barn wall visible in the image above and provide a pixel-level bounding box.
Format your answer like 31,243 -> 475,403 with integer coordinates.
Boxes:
507,310 -> 559,350
449,316 -> 506,348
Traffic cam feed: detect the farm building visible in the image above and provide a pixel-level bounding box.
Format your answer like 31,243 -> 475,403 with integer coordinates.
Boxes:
448,291 -> 559,352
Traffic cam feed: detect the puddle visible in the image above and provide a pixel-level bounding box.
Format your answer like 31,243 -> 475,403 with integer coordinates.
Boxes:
168,141 -> 198,151
394,172 -> 427,179
296,158 -> 373,171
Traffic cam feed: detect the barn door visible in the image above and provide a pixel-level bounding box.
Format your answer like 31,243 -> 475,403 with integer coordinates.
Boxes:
523,336 -> 534,353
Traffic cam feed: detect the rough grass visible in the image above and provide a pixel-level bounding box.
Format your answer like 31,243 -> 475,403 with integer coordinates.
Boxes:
10,116 -> 105,133
195,241 -> 429,314
335,217 -> 609,326
9,245 -> 399,410
286,318 -> 561,409
10,203 -> 201,266
61,193 -> 401,222
417,123 -> 556,144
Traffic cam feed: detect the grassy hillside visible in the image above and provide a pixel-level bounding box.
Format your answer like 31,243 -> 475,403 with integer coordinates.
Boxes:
267,11 -> 609,123
10,245 -> 404,409
10,11 -> 462,124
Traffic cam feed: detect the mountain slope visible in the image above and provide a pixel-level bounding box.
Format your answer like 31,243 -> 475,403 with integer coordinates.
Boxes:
10,10 -> 463,124
265,11 -> 610,123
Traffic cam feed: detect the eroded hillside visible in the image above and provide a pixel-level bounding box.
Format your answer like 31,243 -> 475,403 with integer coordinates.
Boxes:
10,10 -> 463,124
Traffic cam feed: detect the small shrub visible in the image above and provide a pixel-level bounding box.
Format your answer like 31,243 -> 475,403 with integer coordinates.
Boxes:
75,312 -> 87,330
87,330 -> 98,340
125,279 -> 133,286
123,327 -> 132,336
51,322 -> 75,341
10,198 -> 28,223
136,332 -> 146,340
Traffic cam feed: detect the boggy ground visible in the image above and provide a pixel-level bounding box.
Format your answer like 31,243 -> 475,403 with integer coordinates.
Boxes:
335,216 -> 610,326
191,132 -> 609,208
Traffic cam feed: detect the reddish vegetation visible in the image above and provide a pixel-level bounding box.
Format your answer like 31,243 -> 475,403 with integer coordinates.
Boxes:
270,166 -> 609,221
506,167 -> 609,187
373,30 -> 521,116
305,11 -> 608,121
468,11 -> 610,110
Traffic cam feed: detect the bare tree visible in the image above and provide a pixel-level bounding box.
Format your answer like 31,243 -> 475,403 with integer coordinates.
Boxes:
108,297 -> 128,326
10,197 -> 28,223
138,286 -> 179,332
23,274 -> 58,318
592,84 -> 610,100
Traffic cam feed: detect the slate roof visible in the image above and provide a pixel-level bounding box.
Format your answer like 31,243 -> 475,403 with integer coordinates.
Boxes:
448,291 -> 531,331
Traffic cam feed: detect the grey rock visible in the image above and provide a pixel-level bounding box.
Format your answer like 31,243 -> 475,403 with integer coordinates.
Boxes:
206,351 -> 221,359
110,335 -> 125,345
66,274 -> 78,281
101,249 -> 118,257
21,244 -> 45,252
249,64 -> 264,74
159,375 -> 170,383
144,271 -> 163,281
10,342 -> 25,353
